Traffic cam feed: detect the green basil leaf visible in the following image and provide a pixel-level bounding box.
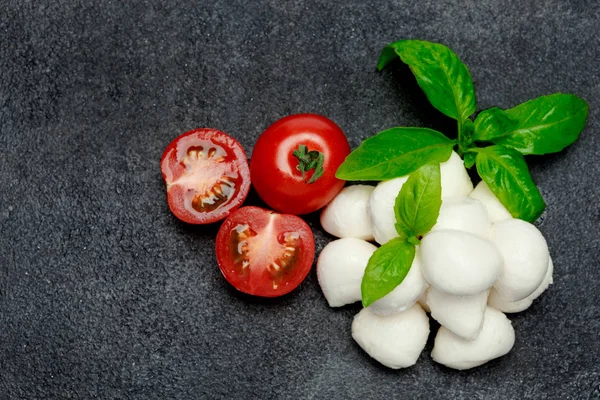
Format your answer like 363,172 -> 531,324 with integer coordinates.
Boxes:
394,163 -> 442,237
459,118 -> 475,150
336,127 -> 453,181
475,146 -> 545,222
463,152 -> 476,169
473,107 -> 519,142
474,94 -> 589,155
378,39 -> 476,122
361,238 -> 416,307
377,45 -> 398,72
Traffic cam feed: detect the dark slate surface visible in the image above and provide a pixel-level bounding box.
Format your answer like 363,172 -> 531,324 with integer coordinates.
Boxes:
1,1 -> 599,399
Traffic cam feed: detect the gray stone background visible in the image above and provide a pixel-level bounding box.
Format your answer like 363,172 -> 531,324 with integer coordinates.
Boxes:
1,1 -> 599,399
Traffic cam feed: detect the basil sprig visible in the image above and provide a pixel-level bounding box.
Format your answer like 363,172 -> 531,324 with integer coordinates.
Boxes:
337,39 -> 589,223
361,164 -> 441,307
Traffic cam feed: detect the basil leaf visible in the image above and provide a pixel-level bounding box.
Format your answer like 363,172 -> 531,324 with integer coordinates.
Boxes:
378,39 -> 476,122
336,127 -> 453,181
463,152 -> 476,168
475,146 -> 546,222
394,163 -> 442,237
474,94 -> 589,155
473,107 -> 519,142
459,118 -> 475,151
361,238 -> 416,307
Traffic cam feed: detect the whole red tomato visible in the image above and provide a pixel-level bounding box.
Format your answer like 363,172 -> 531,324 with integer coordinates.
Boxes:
250,114 -> 350,215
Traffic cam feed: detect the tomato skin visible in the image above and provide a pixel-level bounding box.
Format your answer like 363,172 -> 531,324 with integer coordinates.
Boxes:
215,206 -> 315,297
250,114 -> 350,215
160,128 -> 250,224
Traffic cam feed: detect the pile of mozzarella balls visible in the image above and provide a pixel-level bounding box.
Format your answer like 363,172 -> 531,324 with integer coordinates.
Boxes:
317,152 -> 553,370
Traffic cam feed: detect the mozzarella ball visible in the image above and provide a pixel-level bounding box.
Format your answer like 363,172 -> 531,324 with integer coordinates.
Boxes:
440,151 -> 474,198
417,288 -> 431,313
421,230 -> 502,296
367,151 -> 473,245
368,176 -> 409,245
427,287 -> 489,340
432,307 -> 515,370
369,252 -> 428,315
431,197 -> 491,238
488,290 -> 532,314
491,219 -> 549,302
469,181 -> 512,223
525,256 -> 554,301
320,185 -> 375,240
489,256 -> 554,313
317,238 -> 377,307
352,304 -> 429,369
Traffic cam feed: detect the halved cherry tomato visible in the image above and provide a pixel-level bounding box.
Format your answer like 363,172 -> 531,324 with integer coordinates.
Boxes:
215,206 -> 315,297
161,128 -> 250,224
250,114 -> 350,215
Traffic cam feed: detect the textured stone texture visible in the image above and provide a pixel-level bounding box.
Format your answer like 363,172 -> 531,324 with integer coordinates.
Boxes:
1,1 -> 599,399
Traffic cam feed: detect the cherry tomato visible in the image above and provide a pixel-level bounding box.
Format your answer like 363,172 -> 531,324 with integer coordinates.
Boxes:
216,206 -> 315,297
161,128 -> 250,224
250,114 -> 350,215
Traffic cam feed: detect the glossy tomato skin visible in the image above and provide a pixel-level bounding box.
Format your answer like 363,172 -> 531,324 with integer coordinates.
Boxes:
250,114 -> 350,215
160,128 -> 250,224
215,206 -> 315,297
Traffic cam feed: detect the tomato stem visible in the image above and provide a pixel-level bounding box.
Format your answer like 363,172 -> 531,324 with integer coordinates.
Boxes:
292,144 -> 325,184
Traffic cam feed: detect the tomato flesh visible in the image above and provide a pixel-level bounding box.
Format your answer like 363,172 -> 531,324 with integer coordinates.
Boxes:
250,113 -> 350,215
216,206 -> 315,297
161,128 -> 250,224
